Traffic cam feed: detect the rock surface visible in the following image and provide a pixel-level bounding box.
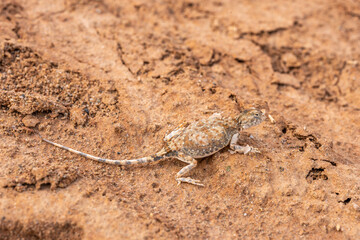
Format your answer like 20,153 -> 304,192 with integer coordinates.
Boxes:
0,0 -> 359,239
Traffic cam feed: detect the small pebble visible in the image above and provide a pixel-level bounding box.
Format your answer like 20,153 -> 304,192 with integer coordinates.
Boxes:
22,115 -> 40,127
336,224 -> 341,231
353,203 -> 360,212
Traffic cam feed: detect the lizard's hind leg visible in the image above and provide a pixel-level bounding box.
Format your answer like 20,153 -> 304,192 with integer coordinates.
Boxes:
175,153 -> 204,187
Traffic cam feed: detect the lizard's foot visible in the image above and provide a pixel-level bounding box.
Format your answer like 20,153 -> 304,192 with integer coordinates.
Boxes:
229,145 -> 261,155
177,177 -> 204,187
246,145 -> 261,154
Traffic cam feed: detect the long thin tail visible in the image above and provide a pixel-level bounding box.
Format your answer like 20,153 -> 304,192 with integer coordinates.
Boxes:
40,135 -> 169,165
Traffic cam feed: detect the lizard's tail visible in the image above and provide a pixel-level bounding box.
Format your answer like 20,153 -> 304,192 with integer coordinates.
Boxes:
40,135 -> 169,165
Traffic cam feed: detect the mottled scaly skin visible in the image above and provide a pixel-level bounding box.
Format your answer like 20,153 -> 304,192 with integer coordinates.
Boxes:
165,114 -> 238,158
40,108 -> 270,186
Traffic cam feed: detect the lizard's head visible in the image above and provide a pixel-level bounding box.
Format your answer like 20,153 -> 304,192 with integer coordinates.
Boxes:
237,108 -> 267,129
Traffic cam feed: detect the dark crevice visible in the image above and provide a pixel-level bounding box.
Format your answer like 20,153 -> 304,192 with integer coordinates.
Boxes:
228,94 -> 238,103
11,22 -> 21,38
235,58 -> 246,63
338,197 -> 351,205
321,159 -> 337,166
271,81 -> 300,89
239,21 -> 300,38
209,86 -> 216,94
39,182 -> 51,190
0,104 -> 10,111
250,40 -> 298,73
294,133 -> 322,149
334,61 -> 347,87
116,42 -> 134,75
310,158 -> 337,166
32,109 -> 53,116
346,11 -> 360,19
306,168 -> 328,183
0,218 -> 83,240
207,50 -> 222,67
1,3 -> 24,16
309,137 -> 322,149
168,68 -> 184,77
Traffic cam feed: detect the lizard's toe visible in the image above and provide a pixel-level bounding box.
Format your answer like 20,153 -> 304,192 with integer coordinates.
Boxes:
251,147 -> 261,154
176,177 -> 204,187
244,145 -> 261,154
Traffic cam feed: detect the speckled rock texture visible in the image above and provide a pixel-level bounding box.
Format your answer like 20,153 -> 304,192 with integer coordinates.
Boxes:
0,0 -> 359,239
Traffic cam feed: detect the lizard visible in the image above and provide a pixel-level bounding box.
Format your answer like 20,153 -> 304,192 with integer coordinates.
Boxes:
40,108 -> 274,186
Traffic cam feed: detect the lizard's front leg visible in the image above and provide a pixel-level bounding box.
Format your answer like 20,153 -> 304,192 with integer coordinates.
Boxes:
174,152 -> 204,187
229,133 -> 260,154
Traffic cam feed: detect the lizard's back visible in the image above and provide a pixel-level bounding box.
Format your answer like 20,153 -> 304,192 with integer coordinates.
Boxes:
165,115 -> 237,158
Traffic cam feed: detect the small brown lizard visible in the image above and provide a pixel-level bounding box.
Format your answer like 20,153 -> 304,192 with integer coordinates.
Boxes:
40,108 -> 274,186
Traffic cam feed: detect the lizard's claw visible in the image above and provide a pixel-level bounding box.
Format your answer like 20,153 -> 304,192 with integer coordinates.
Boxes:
244,145 -> 261,154
230,145 -> 261,154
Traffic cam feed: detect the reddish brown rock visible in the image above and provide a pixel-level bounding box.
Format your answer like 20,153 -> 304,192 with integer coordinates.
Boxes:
0,0 -> 359,239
